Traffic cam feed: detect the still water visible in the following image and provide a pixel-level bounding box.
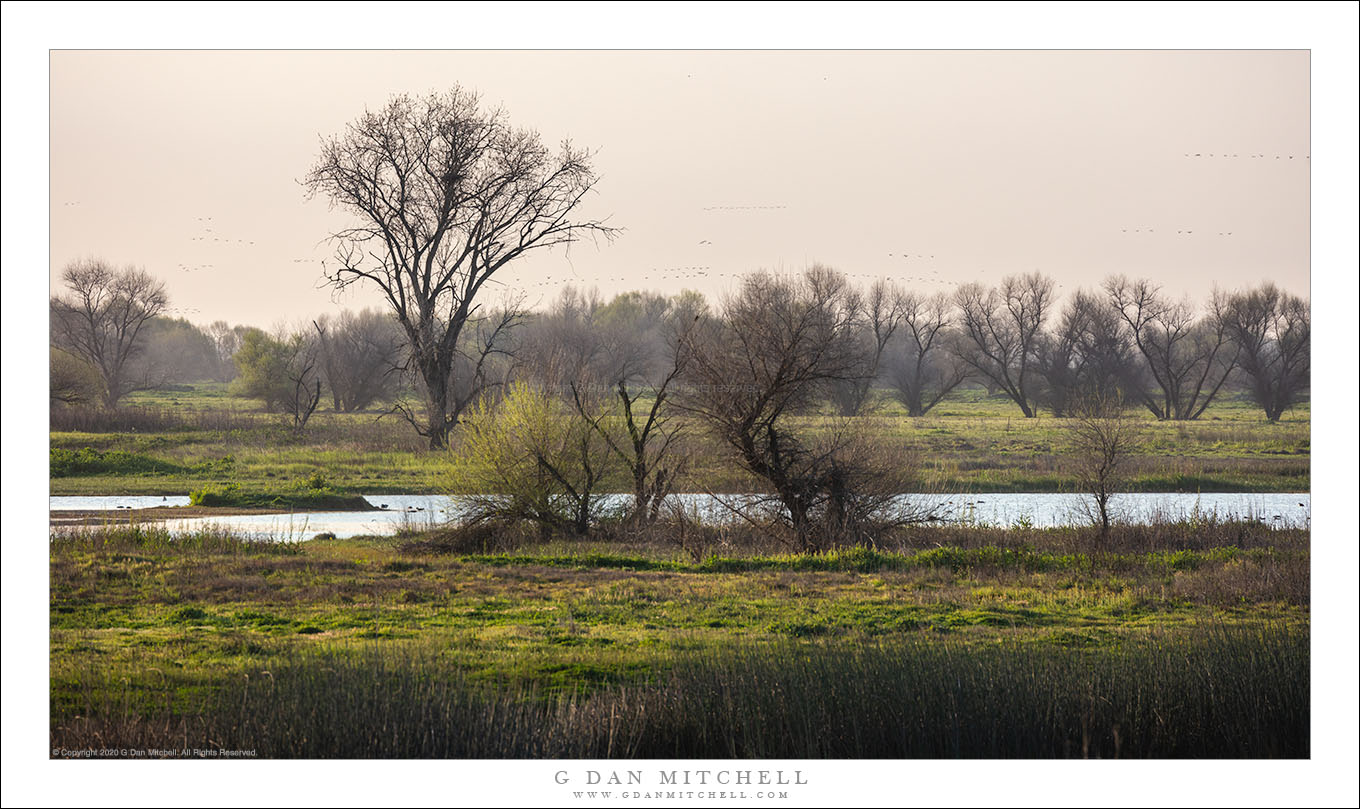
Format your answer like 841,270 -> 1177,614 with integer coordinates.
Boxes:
50,492 -> 1311,540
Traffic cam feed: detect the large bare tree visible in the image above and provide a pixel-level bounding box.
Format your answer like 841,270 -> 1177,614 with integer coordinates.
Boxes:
951,272 -> 1055,417
1105,276 -> 1236,420
304,88 -> 613,448
1221,283 -> 1310,422
49,259 -> 168,408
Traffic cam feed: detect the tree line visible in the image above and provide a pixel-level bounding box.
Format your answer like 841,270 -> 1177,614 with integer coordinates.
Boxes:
50,258 -> 1309,428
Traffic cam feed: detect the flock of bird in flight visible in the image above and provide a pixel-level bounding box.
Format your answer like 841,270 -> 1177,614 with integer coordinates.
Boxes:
1183,153 -> 1308,160
57,145 -> 1305,308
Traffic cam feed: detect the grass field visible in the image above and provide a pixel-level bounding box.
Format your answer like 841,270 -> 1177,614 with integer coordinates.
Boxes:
47,383 -> 1311,758
48,384 -> 1310,496
50,520 -> 1308,757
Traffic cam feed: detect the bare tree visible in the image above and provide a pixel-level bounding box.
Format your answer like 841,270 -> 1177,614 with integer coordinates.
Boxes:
50,259 -> 168,408
1221,283 -> 1310,422
883,291 -> 968,416
951,272 -> 1055,417
1066,389 -> 1144,540
313,309 -> 406,412
1034,289 -> 1138,416
569,324 -> 691,529
1105,276 -> 1237,420
675,267 -> 933,552
281,340 -> 323,435
304,87 -> 614,448
205,321 -> 250,382
827,278 -> 905,416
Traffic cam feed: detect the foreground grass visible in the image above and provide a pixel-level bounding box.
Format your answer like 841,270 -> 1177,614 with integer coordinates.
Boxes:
51,522 -> 1309,757
54,626 -> 1306,758
49,386 -> 1309,495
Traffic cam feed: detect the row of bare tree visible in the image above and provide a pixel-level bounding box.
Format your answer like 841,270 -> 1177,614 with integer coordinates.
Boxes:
497,269 -> 1309,426
446,266 -> 1308,549
49,260 -> 407,421
50,258 -> 1309,432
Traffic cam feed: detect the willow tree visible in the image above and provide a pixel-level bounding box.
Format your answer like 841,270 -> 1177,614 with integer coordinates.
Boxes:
304,88 -> 613,448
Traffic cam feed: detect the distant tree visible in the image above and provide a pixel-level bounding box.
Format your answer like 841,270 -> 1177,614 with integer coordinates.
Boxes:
304,87 -> 614,448
1066,389 -> 1144,540
1221,283 -> 1310,422
883,291 -> 968,416
1105,276 -> 1237,420
675,268 -> 934,551
232,328 -> 323,433
313,309 -> 406,411
49,259 -> 168,408
827,278 -> 906,416
205,321 -> 251,382
1034,289 -> 1138,416
49,348 -> 100,406
513,287 -> 615,393
141,317 -> 219,386
951,272 -> 1056,417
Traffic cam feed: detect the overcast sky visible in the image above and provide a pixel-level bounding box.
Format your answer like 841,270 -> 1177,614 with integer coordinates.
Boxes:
49,49 -> 1311,328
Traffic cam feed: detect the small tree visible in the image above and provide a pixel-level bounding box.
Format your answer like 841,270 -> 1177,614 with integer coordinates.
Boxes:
49,259 -> 168,408
232,328 -> 323,434
449,382 -> 618,536
1066,390 -> 1144,540
568,330 -> 690,529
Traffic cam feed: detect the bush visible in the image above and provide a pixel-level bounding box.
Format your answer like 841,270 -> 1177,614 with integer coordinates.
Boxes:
447,382 -> 620,536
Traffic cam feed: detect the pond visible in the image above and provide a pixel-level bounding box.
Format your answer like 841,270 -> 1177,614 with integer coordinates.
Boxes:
49,492 -> 1311,540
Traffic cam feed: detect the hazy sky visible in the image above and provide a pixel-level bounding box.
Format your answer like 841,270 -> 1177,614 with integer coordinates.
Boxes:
50,49 -> 1310,327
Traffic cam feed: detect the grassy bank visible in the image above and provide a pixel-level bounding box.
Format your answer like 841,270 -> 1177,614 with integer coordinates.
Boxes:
51,520 -> 1309,757
49,386 -> 1309,496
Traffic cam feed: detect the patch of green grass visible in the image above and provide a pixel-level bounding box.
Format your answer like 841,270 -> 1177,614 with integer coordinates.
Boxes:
187,477 -> 373,510
50,387 -> 1309,495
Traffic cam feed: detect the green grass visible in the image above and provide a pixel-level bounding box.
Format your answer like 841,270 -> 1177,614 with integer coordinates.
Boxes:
50,521 -> 1308,756
52,625 -> 1307,758
49,384 -> 1310,495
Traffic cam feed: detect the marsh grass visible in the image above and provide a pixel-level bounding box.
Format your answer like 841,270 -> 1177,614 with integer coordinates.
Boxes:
50,523 -> 303,557
51,624 -> 1307,758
